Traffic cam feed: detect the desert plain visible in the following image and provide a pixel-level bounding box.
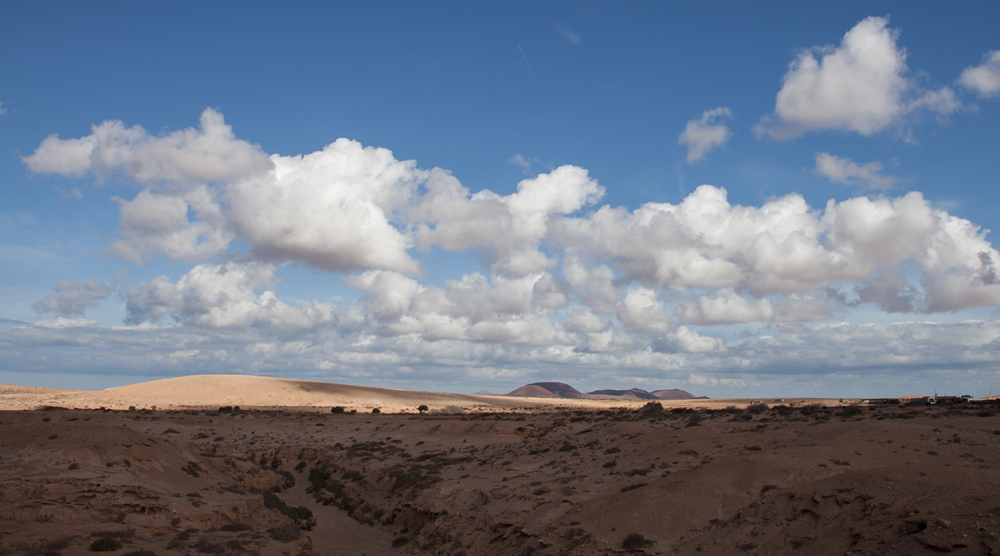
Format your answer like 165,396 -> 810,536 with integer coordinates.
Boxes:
2,376 -> 1000,555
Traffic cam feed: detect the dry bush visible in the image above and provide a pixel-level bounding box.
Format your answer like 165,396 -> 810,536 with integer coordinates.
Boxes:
622,533 -> 653,551
268,525 -> 300,542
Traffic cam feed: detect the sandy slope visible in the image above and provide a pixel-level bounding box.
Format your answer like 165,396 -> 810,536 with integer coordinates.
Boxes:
0,375 -> 830,413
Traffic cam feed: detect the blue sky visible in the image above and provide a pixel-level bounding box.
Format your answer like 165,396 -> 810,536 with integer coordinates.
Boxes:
2,2 -> 1000,397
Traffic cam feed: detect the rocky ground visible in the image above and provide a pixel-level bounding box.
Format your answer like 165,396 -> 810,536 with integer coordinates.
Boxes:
2,402 -> 1000,555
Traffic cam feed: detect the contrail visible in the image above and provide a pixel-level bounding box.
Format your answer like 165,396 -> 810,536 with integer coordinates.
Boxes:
518,43 -> 538,82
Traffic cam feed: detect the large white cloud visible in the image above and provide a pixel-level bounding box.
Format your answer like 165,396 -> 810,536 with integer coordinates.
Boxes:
346,270 -> 575,345
23,108 -> 273,183
108,187 -> 232,263
675,289 -> 831,325
229,139 -> 424,274
960,50 -> 1000,98
412,165 -> 604,275
556,185 -> 1000,312
24,111 -> 425,274
756,16 -> 958,139
122,262 -> 338,329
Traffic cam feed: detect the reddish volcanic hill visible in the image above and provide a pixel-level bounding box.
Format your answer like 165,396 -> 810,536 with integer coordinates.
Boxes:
506,382 -> 586,399
507,383 -> 704,400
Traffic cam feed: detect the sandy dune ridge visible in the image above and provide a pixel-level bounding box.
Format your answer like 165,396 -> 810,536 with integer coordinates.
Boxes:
0,375 -> 827,413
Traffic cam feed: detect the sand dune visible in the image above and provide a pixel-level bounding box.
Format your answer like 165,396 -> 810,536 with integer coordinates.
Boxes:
0,375 -> 517,413
0,375 -> 828,413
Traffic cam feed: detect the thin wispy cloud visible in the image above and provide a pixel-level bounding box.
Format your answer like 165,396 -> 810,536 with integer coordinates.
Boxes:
509,153 -> 539,176
557,26 -> 581,45
517,43 -> 538,82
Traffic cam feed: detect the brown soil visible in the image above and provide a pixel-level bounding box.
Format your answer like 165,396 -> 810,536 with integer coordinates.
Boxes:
2,398 -> 1000,555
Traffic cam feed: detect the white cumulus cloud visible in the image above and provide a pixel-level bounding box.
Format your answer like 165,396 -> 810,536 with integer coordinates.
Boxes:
555,185 -> 1000,313
678,107 -> 733,163
230,139 -> 424,275
756,16 -> 958,139
814,152 -> 900,190
24,110 -> 425,275
33,279 -> 110,316
413,165 -> 604,275
123,262 -> 338,329
23,108 -> 273,183
960,50 -> 1000,98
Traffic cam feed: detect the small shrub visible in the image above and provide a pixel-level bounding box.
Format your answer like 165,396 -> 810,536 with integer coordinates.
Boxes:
192,537 -> 222,554
89,538 -> 122,552
639,401 -> 663,413
746,403 -> 768,415
331,406 -> 345,414
45,537 -> 75,552
219,523 -> 252,532
180,461 -> 203,478
372,408 -> 381,414
268,525 -> 300,542
836,406 -> 864,418
622,533 -> 653,551
799,404 -> 826,416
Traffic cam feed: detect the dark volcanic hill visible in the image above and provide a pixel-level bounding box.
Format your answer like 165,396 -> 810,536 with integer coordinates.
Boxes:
507,383 -> 705,400
505,382 -> 586,398
588,388 -> 659,399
